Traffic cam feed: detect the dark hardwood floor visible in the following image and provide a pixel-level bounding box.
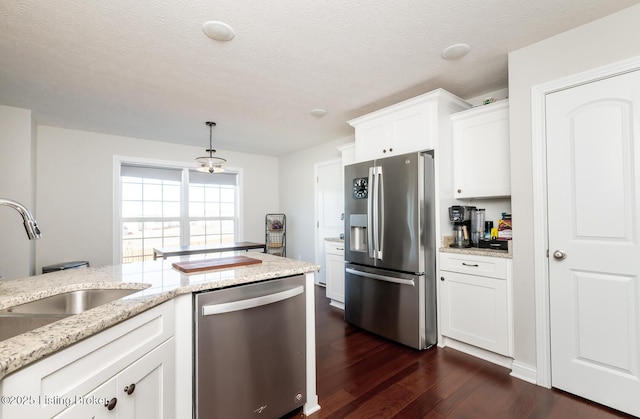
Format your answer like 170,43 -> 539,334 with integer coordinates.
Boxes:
289,285 -> 635,419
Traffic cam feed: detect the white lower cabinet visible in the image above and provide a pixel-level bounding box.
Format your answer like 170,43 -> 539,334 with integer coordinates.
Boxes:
55,339 -> 174,418
0,301 -> 174,418
439,252 -> 513,357
325,240 -> 345,309
55,376 -> 117,418
115,339 -> 173,419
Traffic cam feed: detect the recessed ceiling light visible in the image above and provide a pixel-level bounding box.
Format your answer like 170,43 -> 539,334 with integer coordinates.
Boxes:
203,21 -> 235,42
441,43 -> 471,60
310,108 -> 328,117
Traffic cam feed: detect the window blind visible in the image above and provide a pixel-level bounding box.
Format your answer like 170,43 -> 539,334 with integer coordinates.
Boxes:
121,164 -> 182,182
189,170 -> 237,186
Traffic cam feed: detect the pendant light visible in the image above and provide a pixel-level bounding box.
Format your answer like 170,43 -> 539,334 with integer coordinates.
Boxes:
196,121 -> 226,173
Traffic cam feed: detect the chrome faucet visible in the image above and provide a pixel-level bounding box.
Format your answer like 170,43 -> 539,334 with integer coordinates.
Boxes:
0,198 -> 42,240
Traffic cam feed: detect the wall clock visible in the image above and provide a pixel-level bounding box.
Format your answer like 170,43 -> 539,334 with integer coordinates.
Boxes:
352,177 -> 368,199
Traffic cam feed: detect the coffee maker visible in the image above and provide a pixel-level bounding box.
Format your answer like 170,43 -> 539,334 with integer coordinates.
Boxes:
448,205 -> 475,248
469,208 -> 486,246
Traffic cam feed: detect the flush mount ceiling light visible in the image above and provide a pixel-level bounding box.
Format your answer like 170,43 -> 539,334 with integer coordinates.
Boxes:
310,108 -> 328,117
196,121 -> 227,173
202,21 -> 235,41
441,43 -> 471,60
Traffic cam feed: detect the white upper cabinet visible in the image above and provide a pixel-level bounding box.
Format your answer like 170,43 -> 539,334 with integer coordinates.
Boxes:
451,100 -> 511,198
338,142 -> 355,167
348,89 -> 470,162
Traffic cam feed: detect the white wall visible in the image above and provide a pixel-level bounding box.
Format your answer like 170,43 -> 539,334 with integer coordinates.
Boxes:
508,3 -> 640,368
0,105 -> 36,279
279,136 -> 353,263
34,126 -> 279,273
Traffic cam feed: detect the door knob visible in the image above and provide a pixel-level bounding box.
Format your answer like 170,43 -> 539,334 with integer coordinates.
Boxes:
553,250 -> 567,260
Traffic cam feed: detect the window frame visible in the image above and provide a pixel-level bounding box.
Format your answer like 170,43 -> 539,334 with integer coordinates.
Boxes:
112,156 -> 243,264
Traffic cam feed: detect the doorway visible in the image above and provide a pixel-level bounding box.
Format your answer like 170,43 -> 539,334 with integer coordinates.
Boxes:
534,59 -> 640,417
314,159 -> 344,285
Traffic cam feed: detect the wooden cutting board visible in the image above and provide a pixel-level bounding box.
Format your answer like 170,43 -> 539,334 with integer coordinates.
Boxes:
172,256 -> 262,273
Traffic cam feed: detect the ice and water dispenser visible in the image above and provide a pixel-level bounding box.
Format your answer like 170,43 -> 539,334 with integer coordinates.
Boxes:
349,214 -> 368,252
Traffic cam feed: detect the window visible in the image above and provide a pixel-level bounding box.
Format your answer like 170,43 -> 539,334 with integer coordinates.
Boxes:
188,170 -> 237,246
119,163 -> 238,263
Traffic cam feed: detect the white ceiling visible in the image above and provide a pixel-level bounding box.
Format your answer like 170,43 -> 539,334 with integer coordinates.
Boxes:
1,1 -> 638,157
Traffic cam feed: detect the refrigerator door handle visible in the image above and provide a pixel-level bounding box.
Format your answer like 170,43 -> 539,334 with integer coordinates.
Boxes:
378,166 -> 384,259
346,267 -> 415,286
370,166 -> 383,260
367,167 -> 375,259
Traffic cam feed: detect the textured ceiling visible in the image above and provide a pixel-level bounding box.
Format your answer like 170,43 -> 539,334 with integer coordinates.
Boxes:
1,1 -> 638,156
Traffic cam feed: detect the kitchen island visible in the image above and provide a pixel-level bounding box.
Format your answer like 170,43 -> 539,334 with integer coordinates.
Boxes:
0,253 -> 320,418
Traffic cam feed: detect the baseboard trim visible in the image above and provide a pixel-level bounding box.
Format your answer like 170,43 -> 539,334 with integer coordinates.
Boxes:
510,360 -> 538,385
329,300 -> 344,310
441,337 -> 513,369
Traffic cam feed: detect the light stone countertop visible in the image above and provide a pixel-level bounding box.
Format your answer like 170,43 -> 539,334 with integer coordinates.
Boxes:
439,246 -> 512,259
0,252 -> 319,379
324,237 -> 344,243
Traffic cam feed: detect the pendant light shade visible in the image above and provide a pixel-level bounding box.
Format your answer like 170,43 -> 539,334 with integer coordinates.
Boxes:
196,121 -> 227,173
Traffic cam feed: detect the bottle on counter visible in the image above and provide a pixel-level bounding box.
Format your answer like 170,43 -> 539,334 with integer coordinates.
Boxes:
484,221 -> 493,240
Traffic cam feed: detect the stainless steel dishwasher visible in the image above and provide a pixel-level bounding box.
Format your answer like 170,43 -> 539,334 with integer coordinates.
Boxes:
194,275 -> 306,419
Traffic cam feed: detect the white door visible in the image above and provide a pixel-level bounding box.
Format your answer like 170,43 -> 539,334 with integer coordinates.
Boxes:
546,69 -> 640,417
315,159 -> 344,284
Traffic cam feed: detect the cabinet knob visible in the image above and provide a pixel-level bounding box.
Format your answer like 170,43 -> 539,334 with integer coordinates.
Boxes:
389,148 -> 393,152
124,383 -> 136,395
383,149 -> 387,153
105,397 -> 117,411
457,189 -> 462,193
440,277 -> 445,281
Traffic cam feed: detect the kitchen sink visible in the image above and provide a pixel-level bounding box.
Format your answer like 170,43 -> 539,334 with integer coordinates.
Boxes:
0,288 -> 139,316
0,288 -> 141,341
0,314 -> 67,342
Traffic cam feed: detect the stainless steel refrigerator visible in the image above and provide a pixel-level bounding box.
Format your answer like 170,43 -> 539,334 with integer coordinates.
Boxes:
344,151 -> 437,349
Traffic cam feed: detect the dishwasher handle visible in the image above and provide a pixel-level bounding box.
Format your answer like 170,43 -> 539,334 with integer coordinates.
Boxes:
202,285 -> 304,316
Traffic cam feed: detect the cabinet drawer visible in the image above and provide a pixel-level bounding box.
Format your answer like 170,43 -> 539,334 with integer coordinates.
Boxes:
325,241 -> 345,256
439,252 -> 507,279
